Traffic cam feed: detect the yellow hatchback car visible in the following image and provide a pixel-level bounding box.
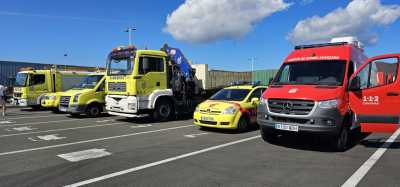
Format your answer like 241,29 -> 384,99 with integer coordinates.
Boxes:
194,85 -> 267,131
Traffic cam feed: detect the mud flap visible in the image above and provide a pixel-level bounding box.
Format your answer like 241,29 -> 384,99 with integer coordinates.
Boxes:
361,123 -> 398,133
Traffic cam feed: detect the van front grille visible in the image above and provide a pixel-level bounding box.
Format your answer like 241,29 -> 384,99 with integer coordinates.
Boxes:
268,99 -> 315,116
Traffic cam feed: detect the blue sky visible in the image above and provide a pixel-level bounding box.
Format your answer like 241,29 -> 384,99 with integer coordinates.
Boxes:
0,0 -> 399,71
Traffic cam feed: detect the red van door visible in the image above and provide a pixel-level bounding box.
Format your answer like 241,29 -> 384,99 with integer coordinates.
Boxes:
349,54 -> 400,133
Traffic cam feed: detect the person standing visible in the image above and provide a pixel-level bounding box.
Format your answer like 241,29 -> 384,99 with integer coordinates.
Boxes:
0,84 -> 7,119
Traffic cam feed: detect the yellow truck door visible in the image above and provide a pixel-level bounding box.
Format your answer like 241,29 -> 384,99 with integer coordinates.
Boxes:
136,55 -> 167,96
28,73 -> 49,105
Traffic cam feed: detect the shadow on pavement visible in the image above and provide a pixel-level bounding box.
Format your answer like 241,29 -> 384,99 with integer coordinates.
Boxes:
265,130 -> 370,152
197,124 -> 260,134
360,138 -> 400,149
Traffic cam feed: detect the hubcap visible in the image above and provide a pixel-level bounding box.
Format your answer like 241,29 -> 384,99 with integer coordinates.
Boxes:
160,105 -> 170,117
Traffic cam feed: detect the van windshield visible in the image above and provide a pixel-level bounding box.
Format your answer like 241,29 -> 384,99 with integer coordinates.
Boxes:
73,75 -> 104,89
273,60 -> 347,86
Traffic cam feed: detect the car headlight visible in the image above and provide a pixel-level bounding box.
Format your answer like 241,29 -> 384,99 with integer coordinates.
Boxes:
73,94 -> 81,103
221,106 -> 238,115
318,99 -> 339,109
48,95 -> 56,100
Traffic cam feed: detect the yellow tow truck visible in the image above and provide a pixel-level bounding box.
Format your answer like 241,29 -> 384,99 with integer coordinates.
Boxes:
193,84 -> 267,131
58,73 -> 106,117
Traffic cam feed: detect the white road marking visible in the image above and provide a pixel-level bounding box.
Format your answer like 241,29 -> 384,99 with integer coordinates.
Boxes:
0,123 -> 119,138
0,120 -> 14,124
28,134 -> 67,141
58,149 -> 112,162
0,125 -> 194,156
184,132 -> 209,138
6,126 -> 36,132
7,114 -> 64,120
0,118 -> 87,128
96,119 -> 115,123
130,124 -> 152,128
65,135 -> 261,187
342,128 -> 400,187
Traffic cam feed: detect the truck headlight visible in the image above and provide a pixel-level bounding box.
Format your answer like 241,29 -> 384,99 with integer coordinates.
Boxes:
73,94 -> 81,103
319,99 -> 339,109
128,103 -> 136,110
48,95 -> 56,100
221,106 -> 238,115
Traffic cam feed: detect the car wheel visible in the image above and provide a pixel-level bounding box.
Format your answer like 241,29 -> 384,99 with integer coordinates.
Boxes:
237,117 -> 249,132
153,99 -> 173,122
332,127 -> 349,152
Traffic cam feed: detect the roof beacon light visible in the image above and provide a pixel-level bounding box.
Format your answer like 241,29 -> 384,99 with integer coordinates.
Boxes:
330,36 -> 363,49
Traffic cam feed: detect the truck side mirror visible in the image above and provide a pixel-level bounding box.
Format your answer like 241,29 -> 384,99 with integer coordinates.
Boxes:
349,76 -> 361,91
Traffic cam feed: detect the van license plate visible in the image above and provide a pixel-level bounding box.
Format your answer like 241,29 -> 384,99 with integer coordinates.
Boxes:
275,124 -> 299,132
59,107 -> 67,112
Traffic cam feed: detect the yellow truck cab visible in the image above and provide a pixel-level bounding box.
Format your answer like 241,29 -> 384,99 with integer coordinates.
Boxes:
41,92 -> 62,111
13,69 -> 90,108
194,84 -> 267,131
58,73 -> 106,117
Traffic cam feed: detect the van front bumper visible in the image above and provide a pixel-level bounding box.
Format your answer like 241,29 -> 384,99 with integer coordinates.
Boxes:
13,98 -> 28,107
257,103 -> 343,135
67,104 -> 87,114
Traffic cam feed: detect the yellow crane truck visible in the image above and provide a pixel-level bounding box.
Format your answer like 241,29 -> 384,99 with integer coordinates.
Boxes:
13,69 -> 90,108
105,44 -> 210,121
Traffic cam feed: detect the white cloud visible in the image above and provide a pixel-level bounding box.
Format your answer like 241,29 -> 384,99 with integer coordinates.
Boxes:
164,0 -> 291,43
288,0 -> 400,45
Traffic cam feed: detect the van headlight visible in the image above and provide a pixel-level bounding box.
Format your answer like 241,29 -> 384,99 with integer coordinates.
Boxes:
73,94 -> 81,103
47,95 -> 56,100
319,99 -> 339,109
221,106 -> 238,115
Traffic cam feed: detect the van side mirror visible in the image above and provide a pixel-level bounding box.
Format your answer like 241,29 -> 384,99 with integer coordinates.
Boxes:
349,77 -> 361,91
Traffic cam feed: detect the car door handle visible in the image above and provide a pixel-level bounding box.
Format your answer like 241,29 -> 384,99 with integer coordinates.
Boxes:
387,92 -> 399,96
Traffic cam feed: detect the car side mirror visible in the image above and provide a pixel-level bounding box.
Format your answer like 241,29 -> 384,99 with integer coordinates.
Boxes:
251,98 -> 260,104
349,77 -> 361,91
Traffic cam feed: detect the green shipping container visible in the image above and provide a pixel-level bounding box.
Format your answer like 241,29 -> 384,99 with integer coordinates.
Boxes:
252,69 -> 279,85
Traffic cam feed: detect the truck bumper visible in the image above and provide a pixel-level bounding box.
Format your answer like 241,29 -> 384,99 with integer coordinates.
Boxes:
67,104 -> 87,114
257,103 -> 343,136
105,95 -> 138,117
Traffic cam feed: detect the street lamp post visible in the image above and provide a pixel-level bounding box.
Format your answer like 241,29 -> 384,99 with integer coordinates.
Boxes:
125,27 -> 136,46
249,57 -> 256,84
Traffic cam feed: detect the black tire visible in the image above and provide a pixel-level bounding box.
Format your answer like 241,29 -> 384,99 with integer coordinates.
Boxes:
331,127 -> 349,152
86,104 -> 102,118
261,127 -> 278,143
153,99 -> 173,122
237,117 -> 249,132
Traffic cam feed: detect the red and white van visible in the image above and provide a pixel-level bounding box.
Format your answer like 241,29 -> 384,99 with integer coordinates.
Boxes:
257,37 -> 381,151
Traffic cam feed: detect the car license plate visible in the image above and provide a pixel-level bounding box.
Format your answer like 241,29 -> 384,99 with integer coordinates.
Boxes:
275,124 -> 299,132
201,116 -> 214,121
59,107 -> 67,112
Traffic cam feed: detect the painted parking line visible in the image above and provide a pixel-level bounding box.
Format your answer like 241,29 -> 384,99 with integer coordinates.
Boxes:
5,126 -> 37,132
0,125 -> 194,157
0,118 -> 111,128
65,135 -> 261,187
184,132 -> 209,138
28,134 -> 67,142
0,123 -> 119,138
342,128 -> 400,187
58,149 -> 112,162
7,114 -> 65,120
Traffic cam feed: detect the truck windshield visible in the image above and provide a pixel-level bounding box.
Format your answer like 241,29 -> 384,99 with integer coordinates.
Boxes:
107,58 -> 134,75
74,75 -> 104,89
209,89 -> 251,101
15,73 -> 28,87
274,60 -> 347,86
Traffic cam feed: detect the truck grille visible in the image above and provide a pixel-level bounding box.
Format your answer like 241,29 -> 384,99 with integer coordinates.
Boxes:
108,82 -> 126,92
60,96 -> 71,107
268,99 -> 315,116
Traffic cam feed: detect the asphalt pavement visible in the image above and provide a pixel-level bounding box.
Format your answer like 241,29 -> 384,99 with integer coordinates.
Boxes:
0,108 -> 397,187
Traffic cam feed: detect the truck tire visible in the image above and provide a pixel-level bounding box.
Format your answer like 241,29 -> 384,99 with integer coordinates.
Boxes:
331,127 -> 349,152
153,99 -> 173,122
261,127 -> 278,143
86,104 -> 102,118
237,117 -> 249,132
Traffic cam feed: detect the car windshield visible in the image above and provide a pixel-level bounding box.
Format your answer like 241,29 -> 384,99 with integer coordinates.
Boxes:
273,60 -> 347,86
73,75 -> 103,89
107,49 -> 135,75
209,89 -> 251,101
15,73 -> 28,87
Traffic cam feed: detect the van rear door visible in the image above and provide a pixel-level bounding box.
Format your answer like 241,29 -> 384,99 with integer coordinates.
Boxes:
349,54 -> 400,133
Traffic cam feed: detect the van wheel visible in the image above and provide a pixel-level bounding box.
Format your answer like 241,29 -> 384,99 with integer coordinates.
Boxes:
86,104 -> 102,118
153,99 -> 173,122
331,127 -> 349,152
237,117 -> 249,132
261,127 -> 278,143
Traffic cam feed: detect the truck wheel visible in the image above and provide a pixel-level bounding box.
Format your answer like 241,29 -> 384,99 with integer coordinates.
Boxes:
86,104 -> 102,118
331,127 -> 349,152
261,127 -> 278,143
237,117 -> 248,132
153,99 -> 173,121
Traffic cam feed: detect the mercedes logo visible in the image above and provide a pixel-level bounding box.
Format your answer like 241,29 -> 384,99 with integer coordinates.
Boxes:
283,101 -> 293,112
